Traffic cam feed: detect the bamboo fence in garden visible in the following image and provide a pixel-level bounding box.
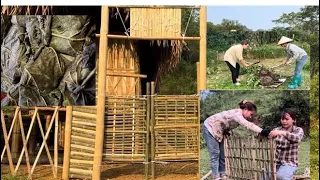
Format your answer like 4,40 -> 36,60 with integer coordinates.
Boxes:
224,135 -> 276,180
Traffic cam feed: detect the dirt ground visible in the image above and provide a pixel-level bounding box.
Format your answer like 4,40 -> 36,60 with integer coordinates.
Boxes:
1,161 -> 198,180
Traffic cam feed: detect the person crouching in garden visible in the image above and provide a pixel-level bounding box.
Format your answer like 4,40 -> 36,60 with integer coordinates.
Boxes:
224,40 -> 250,86
277,36 -> 308,89
203,100 -> 271,180
268,108 -> 304,180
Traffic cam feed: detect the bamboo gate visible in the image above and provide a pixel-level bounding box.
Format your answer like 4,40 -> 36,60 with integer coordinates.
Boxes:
1,107 -> 65,179
62,82 -> 200,179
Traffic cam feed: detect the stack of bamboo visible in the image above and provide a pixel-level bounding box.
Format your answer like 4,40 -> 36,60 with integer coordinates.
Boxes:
68,106 -> 97,179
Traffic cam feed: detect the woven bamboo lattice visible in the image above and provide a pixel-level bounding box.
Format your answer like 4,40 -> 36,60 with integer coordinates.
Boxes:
69,106 -> 97,179
106,39 -> 147,96
104,96 -> 148,162
224,136 -> 276,180
1,107 -> 62,179
152,96 -> 200,161
130,8 -> 181,38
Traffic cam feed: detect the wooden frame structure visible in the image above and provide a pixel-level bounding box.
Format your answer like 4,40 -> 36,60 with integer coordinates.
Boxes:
1,107 -> 64,179
1,5 -> 206,180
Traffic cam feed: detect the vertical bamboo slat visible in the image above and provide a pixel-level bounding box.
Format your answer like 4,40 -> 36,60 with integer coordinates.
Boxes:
63,106 -> 73,179
151,82 -> 156,180
93,5 -> 109,180
145,82 -> 151,180
54,110 -> 59,177
199,6 -> 207,90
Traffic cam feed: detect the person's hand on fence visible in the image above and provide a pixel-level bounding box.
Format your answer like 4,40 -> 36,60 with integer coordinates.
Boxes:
260,127 -> 272,137
268,129 -> 287,138
223,130 -> 232,138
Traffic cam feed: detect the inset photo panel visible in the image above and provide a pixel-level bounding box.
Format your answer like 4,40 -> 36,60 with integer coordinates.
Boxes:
200,90 -> 310,180
1,14 -> 98,106
206,6 -> 313,90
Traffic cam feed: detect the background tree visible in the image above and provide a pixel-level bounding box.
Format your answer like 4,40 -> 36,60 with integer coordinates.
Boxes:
272,6 -> 319,33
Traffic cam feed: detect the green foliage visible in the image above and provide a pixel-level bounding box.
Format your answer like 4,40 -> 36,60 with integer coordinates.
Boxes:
246,74 -> 260,87
273,6 -> 319,33
159,60 -> 197,95
207,30 -> 310,52
244,44 -> 286,60
200,90 -> 310,136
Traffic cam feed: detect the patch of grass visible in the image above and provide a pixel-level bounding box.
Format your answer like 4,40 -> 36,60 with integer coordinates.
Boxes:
207,55 -> 310,90
200,139 -> 310,178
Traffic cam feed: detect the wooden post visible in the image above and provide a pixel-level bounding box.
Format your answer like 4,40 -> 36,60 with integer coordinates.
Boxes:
54,109 -> 59,177
92,5 -> 109,180
199,6 -> 207,90
62,106 -> 72,179
151,82 -> 155,180
145,82 -> 150,180
196,62 -> 200,93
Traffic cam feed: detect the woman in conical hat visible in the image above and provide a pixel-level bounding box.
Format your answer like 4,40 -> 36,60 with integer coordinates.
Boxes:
277,36 -> 308,89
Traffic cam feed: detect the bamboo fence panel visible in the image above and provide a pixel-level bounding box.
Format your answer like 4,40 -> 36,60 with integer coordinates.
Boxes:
224,135 -> 276,180
152,95 -> 200,161
68,106 -> 97,179
103,96 -> 148,163
130,8 -> 181,38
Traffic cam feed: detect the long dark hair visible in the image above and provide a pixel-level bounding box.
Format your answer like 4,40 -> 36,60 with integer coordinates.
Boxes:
238,100 -> 257,112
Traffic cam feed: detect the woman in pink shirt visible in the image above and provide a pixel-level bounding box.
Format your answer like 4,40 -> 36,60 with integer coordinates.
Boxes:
203,100 -> 271,180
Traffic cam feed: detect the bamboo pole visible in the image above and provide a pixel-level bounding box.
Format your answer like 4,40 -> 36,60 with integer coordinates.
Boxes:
151,81 -> 155,180
199,6 -> 207,90
54,110 -> 59,177
92,5 -> 109,180
1,107 -> 19,161
197,61 -> 200,93
95,34 -> 201,40
145,82 -> 150,180
63,106 -> 73,180
1,110 -> 15,174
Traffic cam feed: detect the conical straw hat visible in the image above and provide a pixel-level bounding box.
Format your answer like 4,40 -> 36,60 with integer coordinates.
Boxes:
277,36 -> 293,45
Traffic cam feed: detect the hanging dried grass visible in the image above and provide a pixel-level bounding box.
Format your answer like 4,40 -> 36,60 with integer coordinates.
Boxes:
1,6 -> 53,15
